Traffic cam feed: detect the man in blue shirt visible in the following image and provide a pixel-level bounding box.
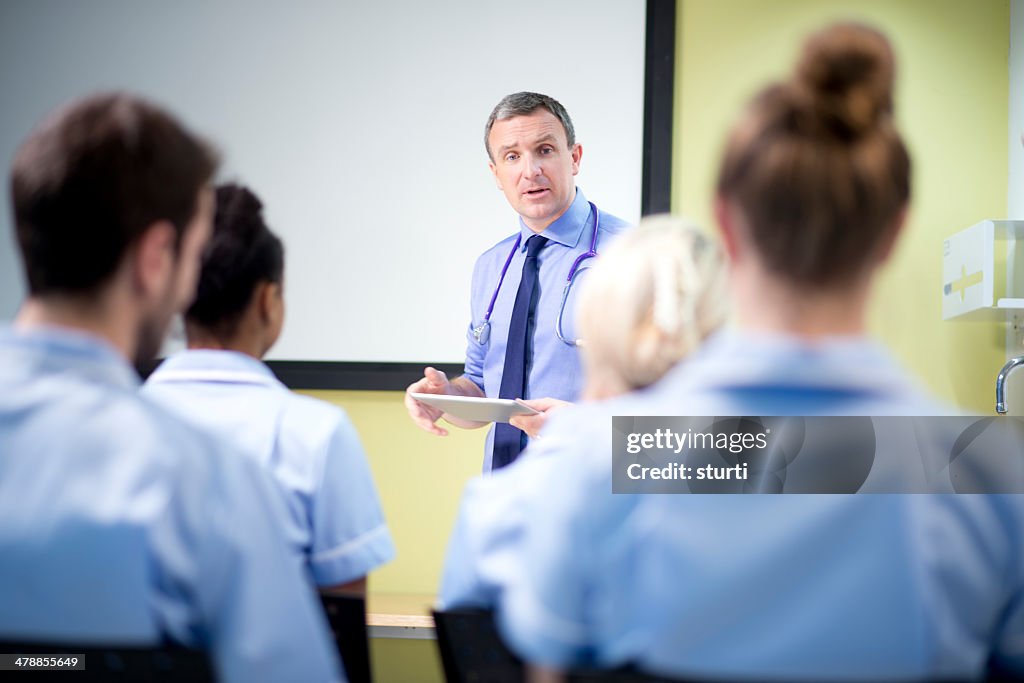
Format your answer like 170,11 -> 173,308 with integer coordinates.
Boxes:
404,92 -> 630,471
0,93 -> 340,682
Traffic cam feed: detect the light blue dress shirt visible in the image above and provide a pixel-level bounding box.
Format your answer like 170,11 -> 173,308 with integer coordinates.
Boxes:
487,331 -> 1024,680
0,326 -> 341,682
143,349 -> 395,587
464,188 -> 630,471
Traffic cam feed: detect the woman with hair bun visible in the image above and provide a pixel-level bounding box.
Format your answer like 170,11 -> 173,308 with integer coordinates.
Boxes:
144,184 -> 395,596
498,23 -> 1024,681
713,21 -> 910,347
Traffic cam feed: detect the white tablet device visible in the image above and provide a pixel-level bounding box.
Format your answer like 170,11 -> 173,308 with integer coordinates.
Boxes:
409,392 -> 540,423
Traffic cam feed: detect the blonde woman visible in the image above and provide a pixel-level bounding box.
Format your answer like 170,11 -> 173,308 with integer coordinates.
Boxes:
439,216 -> 727,608
510,215 -> 727,439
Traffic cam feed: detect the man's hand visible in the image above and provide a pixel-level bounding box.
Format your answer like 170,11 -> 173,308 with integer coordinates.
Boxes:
509,397 -> 572,439
405,368 -> 488,434
405,367 -> 455,436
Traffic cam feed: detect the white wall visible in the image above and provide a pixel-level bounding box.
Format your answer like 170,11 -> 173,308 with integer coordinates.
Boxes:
0,1 -> 645,363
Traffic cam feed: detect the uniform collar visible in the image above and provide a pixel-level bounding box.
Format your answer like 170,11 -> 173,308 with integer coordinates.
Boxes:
663,329 -> 924,399
0,324 -> 140,391
149,349 -> 283,388
517,187 -> 591,251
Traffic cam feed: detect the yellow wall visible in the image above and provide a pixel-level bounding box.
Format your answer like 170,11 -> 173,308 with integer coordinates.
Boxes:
674,0 -> 1010,411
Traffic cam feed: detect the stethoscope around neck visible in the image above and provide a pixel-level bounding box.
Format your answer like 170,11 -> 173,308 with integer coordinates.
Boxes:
472,201 -> 600,348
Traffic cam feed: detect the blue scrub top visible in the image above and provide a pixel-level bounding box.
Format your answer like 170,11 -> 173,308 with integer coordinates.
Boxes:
144,349 -> 395,587
462,331 -> 1024,680
464,188 -> 631,470
0,326 -> 341,683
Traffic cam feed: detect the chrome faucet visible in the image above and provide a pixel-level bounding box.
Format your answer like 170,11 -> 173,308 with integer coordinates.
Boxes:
996,356 -> 1024,414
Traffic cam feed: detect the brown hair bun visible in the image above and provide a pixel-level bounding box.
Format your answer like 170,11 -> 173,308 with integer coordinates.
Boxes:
793,22 -> 895,139
715,21 -> 910,288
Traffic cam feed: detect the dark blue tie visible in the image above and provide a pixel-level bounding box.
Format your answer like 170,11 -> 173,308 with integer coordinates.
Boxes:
492,234 -> 548,470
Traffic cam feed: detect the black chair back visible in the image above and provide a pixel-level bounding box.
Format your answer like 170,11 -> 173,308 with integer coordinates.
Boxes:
0,641 -> 213,682
320,593 -> 373,683
430,608 -> 724,683
432,607 -> 523,683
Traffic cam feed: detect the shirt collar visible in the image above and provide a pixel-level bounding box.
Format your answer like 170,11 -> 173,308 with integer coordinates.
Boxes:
0,324 -> 140,391
150,349 -> 283,387
517,187 -> 591,251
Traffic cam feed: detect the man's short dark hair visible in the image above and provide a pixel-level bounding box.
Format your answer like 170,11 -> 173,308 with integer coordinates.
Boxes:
10,92 -> 219,296
484,92 -> 576,161
186,183 -> 284,340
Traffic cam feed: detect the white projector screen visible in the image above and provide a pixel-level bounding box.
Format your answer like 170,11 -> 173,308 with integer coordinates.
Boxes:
0,1 -> 647,366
